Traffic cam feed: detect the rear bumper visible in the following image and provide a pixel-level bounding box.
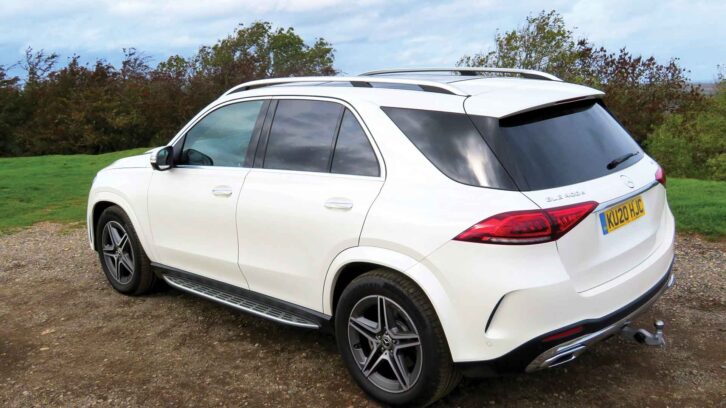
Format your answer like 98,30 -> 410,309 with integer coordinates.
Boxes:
456,258 -> 675,377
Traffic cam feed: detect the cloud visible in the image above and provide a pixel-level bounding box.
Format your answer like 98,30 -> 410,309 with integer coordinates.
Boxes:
0,0 -> 723,80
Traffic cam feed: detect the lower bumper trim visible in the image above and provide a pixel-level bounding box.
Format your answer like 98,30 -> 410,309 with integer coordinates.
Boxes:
457,258 -> 675,378
525,271 -> 674,372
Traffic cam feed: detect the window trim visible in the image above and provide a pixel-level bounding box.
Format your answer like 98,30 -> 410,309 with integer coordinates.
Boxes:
253,96 -> 385,179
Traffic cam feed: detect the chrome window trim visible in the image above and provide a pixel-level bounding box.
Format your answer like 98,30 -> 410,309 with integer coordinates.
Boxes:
166,95 -> 386,180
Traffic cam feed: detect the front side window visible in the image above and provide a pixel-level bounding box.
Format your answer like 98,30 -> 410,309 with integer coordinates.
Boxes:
331,110 -> 379,177
264,100 -> 343,172
181,100 -> 264,167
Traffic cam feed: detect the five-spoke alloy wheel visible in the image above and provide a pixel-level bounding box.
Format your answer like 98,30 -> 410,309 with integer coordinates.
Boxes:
101,221 -> 135,285
96,205 -> 156,295
336,269 -> 460,407
348,295 -> 423,393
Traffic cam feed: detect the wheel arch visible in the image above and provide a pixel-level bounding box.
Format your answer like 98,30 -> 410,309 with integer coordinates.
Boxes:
88,191 -> 155,260
323,246 -> 459,356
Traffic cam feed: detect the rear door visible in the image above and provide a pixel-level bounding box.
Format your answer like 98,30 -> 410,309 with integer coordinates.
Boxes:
236,98 -> 384,311
468,100 -> 668,291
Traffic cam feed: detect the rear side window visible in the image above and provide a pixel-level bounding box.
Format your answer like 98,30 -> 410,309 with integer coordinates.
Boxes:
470,101 -> 643,191
181,100 -> 264,167
264,100 -> 343,172
331,110 -> 379,177
382,107 -> 516,190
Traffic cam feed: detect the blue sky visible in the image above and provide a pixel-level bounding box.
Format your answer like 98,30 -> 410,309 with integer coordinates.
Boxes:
1,0 -> 724,82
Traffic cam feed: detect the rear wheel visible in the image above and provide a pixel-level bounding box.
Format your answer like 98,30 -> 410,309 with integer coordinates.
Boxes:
96,206 -> 156,295
335,269 -> 460,406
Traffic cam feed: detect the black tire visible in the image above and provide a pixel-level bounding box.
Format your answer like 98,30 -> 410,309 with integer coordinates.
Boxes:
95,205 -> 156,295
335,269 -> 461,407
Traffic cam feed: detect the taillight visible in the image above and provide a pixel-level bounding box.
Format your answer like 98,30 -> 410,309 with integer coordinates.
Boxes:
655,165 -> 666,187
454,201 -> 598,245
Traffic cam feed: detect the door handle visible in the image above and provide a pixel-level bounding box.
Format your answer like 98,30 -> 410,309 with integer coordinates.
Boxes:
324,199 -> 354,210
212,187 -> 233,197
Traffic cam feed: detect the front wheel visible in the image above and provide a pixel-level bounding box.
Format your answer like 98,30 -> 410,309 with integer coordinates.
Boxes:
335,270 -> 461,406
96,205 -> 156,295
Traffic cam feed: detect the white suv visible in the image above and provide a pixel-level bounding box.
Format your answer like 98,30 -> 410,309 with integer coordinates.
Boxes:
87,68 -> 675,406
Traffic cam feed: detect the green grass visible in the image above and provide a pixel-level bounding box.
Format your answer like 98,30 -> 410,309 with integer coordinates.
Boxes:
667,178 -> 726,239
0,148 -> 149,234
1,150 -> 724,239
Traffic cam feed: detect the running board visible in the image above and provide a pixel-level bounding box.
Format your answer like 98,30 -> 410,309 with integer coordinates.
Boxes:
160,272 -> 323,329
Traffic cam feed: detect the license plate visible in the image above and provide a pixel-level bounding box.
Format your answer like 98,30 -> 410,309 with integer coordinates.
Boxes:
599,195 -> 646,235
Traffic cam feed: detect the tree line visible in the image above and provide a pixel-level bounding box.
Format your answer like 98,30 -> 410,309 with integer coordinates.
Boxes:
0,22 -> 335,156
0,14 -> 723,180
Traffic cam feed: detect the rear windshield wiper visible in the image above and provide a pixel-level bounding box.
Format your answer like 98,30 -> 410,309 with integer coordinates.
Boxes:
606,151 -> 639,170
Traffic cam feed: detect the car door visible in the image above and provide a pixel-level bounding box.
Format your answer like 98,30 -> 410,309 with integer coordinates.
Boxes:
237,98 -> 384,311
148,99 -> 269,288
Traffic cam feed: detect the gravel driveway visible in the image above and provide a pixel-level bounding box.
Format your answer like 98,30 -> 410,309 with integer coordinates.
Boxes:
1,224 -> 724,407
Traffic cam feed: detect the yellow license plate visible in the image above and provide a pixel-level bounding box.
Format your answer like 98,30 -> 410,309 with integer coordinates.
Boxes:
599,195 -> 646,235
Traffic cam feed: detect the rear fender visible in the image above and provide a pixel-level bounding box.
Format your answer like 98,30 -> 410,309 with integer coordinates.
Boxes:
322,246 -> 459,355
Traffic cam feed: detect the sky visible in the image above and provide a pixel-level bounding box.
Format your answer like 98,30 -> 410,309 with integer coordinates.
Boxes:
1,0 -> 724,82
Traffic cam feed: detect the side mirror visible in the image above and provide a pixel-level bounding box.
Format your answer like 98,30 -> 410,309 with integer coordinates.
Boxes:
150,146 -> 174,171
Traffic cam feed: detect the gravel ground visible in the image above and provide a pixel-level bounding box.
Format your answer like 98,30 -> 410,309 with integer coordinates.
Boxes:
1,223 -> 724,407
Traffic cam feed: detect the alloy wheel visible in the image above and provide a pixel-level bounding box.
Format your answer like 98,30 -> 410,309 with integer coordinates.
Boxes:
347,295 -> 423,393
101,221 -> 135,285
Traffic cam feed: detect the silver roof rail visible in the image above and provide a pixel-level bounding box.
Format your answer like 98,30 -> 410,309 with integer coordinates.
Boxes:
360,67 -> 562,82
223,76 -> 468,96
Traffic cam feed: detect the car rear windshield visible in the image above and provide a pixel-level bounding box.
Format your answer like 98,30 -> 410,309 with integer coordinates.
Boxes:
383,101 -> 643,192
469,100 -> 643,191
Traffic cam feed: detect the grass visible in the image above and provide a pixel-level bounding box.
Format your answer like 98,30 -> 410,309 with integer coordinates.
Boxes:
667,178 -> 726,239
0,150 -> 724,239
0,148 -> 149,234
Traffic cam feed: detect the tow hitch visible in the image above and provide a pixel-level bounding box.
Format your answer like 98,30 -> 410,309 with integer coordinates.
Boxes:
621,320 -> 666,346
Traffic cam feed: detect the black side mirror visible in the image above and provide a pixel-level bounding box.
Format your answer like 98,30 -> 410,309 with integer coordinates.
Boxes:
150,146 -> 174,171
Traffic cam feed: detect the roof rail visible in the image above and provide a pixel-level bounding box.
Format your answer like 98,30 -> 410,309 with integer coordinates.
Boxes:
223,76 -> 468,96
360,67 -> 562,82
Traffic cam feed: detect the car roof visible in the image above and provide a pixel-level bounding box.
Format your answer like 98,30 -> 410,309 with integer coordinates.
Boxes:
219,69 -> 604,118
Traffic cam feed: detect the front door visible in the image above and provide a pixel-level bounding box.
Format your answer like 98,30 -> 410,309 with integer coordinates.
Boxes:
237,99 -> 384,311
148,99 -> 268,287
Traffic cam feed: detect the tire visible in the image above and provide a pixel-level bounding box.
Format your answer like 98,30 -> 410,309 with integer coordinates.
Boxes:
335,269 -> 461,407
95,205 -> 156,295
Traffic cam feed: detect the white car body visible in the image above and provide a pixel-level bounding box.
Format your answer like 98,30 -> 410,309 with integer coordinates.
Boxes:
88,69 -> 674,375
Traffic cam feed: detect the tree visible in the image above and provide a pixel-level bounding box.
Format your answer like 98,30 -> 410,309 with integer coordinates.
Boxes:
0,21 -> 337,156
458,10 -> 704,143
0,65 -> 23,154
647,78 -> 726,180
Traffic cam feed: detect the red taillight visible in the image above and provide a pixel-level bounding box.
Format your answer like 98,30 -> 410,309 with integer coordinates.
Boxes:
655,165 -> 666,187
454,201 -> 598,245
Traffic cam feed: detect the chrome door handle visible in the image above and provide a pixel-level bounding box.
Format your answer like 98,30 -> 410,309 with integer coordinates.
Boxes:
324,199 -> 354,210
212,187 -> 233,197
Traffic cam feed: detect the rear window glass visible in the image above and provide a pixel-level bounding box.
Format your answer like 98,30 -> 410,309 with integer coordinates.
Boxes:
470,101 -> 643,191
382,107 -> 517,190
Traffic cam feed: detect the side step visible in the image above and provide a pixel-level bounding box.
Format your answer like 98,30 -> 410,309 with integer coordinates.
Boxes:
162,274 -> 321,329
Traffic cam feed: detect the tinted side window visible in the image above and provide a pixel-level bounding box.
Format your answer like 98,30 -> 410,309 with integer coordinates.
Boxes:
331,110 -> 379,177
264,100 -> 343,172
382,107 -> 516,190
181,101 -> 264,167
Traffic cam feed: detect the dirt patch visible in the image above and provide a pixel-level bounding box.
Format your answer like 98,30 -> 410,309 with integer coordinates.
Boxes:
1,224 -> 724,407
